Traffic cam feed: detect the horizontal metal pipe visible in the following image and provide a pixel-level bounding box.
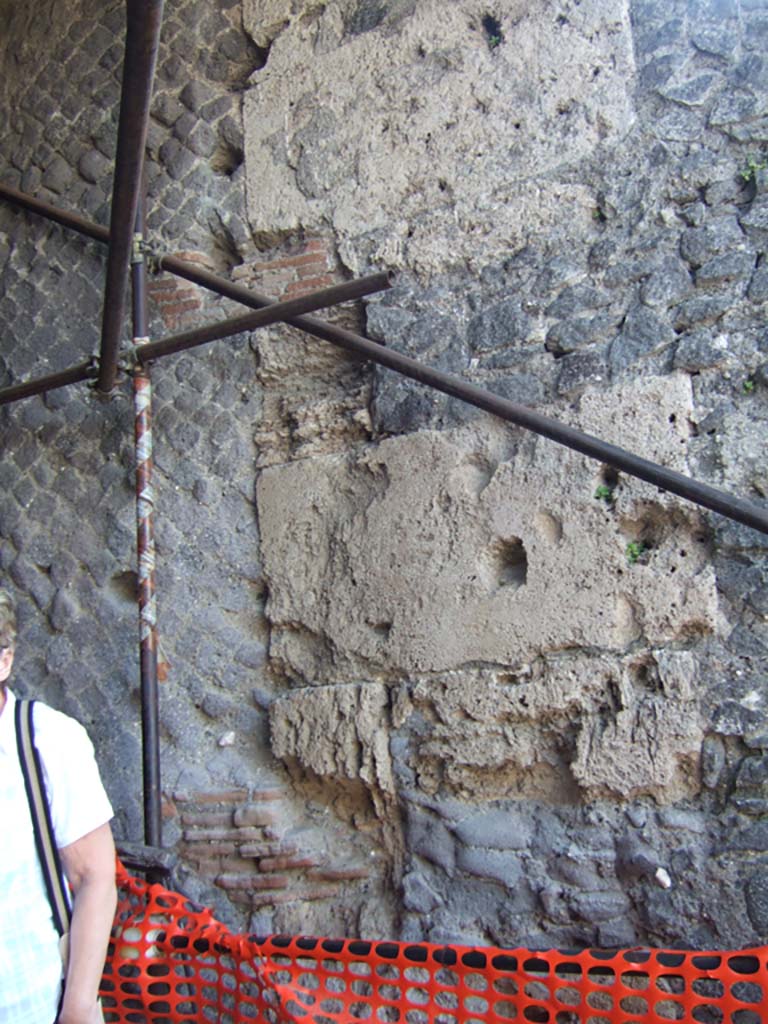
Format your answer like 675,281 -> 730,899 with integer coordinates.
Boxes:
97,0 -> 164,394
0,361 -> 97,406
1,185 -> 766,535
136,272 -> 393,363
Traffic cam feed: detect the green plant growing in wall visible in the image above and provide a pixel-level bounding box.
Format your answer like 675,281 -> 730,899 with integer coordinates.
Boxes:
743,377 -> 756,393
594,484 -> 615,505
740,155 -> 768,183
626,540 -> 647,565
481,13 -> 504,51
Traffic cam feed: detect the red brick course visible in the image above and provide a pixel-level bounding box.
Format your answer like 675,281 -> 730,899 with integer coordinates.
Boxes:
173,786 -> 369,913
231,235 -> 341,304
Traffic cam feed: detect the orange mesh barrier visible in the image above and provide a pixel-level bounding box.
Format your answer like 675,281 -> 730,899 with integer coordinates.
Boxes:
102,864 -> 768,1023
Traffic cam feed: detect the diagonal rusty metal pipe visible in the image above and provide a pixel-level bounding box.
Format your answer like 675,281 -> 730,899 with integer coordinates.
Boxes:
97,0 -> 164,394
135,272 -> 392,363
1,184 -> 766,537
0,182 -> 110,243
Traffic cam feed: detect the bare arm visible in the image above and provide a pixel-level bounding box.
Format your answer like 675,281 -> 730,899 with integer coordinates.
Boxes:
58,823 -> 117,1024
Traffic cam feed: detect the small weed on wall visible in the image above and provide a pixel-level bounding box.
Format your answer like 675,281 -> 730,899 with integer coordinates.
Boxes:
482,13 -> 504,50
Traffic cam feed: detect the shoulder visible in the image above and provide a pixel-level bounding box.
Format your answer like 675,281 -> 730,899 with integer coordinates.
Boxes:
31,701 -> 95,757
28,700 -> 113,847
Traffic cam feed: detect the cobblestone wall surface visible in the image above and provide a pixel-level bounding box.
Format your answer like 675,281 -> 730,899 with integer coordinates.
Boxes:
0,0 -> 383,934
0,0 -> 767,949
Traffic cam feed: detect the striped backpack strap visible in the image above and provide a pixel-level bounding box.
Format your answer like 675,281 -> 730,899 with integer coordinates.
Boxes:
14,698 -> 72,936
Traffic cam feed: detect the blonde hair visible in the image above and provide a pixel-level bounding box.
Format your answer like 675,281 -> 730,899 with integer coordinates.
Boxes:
0,589 -> 17,650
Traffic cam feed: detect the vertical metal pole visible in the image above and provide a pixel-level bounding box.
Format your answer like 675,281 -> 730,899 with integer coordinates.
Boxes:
131,200 -> 162,862
98,0 -> 164,393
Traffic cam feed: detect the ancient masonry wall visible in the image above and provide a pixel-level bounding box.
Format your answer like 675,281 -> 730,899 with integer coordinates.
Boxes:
0,0 -> 767,948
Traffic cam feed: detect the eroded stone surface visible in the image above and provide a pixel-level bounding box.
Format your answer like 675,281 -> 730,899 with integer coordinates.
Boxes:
258,373 -> 718,683
264,374 -> 719,804
243,0 -> 635,275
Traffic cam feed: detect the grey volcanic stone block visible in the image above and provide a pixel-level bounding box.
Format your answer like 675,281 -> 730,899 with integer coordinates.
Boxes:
696,251 -> 756,288
746,871 -> 768,934
748,262 -> 768,302
159,137 -> 197,181
453,809 -> 532,851
680,217 -> 745,266
41,155 -> 72,194
640,256 -> 693,308
556,346 -> 610,396
545,284 -> 610,319
402,870 -> 442,912
741,196 -> 768,236
728,822 -> 768,852
672,293 -> 734,331
701,735 -> 726,788
570,889 -> 630,923
456,845 -> 522,888
545,313 -> 616,354
77,149 -> 112,184
468,301 -> 533,352
674,330 -> 729,371
610,305 -> 674,374
408,807 -> 455,874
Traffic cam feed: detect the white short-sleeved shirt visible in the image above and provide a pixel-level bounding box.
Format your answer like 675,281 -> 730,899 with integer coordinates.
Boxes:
0,688 -> 114,1024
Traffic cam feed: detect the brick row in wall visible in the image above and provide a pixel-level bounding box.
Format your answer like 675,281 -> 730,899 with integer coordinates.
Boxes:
172,788 -> 370,911
146,237 -> 342,336
231,236 -> 338,302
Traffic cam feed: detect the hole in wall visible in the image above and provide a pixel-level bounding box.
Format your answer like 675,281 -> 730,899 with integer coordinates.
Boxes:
492,537 -> 528,590
481,13 -> 504,49
211,139 -> 244,177
367,621 -> 393,642
110,570 -> 138,603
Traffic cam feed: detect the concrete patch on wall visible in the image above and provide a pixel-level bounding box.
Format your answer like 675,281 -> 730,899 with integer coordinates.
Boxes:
258,372 -> 718,680
242,0 -> 636,275
261,373 -> 718,804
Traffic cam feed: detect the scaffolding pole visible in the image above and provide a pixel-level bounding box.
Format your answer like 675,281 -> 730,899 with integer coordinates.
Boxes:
131,195 -> 162,862
98,0 -> 164,394
0,184 -> 766,537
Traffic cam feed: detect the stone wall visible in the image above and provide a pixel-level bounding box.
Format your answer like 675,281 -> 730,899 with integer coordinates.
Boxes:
0,0 -> 767,949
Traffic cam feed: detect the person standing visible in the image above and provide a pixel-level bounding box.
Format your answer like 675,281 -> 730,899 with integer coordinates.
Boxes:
0,588 -> 117,1023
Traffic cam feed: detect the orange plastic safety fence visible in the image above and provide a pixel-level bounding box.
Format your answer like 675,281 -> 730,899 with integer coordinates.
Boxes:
102,865 -> 768,1023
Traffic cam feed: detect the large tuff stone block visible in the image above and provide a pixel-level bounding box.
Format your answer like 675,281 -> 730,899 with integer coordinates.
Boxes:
243,0 -> 635,274
258,373 -> 718,681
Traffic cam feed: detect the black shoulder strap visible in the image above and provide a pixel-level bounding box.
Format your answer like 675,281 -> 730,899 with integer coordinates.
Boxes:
14,698 -> 72,936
